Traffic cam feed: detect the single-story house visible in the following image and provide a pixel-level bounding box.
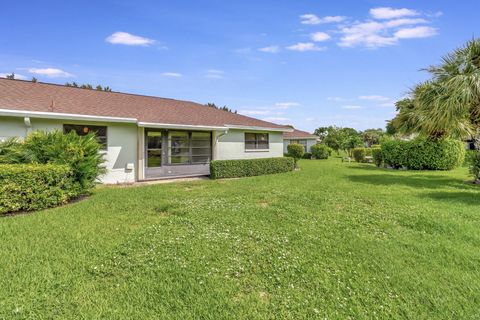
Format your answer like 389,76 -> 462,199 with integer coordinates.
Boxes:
0,79 -> 292,183
283,128 -> 319,153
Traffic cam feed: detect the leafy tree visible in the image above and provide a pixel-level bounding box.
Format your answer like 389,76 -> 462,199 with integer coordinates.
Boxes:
5,72 -> 15,80
339,128 -> 363,156
206,102 -> 237,113
31,77 -> 37,83
362,128 -> 384,147
317,126 -> 362,156
287,143 -> 304,168
96,85 -> 103,91
314,127 -> 330,141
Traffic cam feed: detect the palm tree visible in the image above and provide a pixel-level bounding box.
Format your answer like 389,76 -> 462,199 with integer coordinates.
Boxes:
417,39 -> 480,141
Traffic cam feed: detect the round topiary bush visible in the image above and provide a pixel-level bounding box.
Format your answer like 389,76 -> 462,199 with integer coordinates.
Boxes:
311,144 -> 331,159
287,143 -> 305,168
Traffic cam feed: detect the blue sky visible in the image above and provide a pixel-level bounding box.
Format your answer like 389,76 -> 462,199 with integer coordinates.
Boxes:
1,0 -> 479,132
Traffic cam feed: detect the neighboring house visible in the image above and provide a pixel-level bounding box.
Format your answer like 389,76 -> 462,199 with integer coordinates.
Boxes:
283,129 -> 319,153
0,79 -> 292,183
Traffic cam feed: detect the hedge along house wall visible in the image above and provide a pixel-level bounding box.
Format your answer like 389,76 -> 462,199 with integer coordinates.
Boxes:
0,164 -> 74,214
0,116 -> 138,184
210,157 -> 295,179
381,138 -> 465,170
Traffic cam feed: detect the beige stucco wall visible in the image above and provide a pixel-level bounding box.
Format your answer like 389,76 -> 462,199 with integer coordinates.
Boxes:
283,138 -> 318,153
0,116 -> 137,184
214,129 -> 284,160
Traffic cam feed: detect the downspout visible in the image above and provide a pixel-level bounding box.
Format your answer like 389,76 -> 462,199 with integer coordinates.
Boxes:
214,130 -> 228,160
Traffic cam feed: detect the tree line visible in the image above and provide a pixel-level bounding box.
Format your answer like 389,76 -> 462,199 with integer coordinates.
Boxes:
313,126 -> 385,156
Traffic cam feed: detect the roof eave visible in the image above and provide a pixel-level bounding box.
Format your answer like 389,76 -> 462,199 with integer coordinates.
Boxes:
0,108 -> 138,124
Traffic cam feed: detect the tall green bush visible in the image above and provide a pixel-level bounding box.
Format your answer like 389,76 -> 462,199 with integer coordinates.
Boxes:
311,144 -> 331,159
371,148 -> 383,167
0,130 -> 105,195
352,148 -> 367,162
466,151 -> 480,183
210,157 -> 294,179
287,144 -> 305,168
0,164 -> 73,214
381,138 -> 464,170
381,140 -> 408,169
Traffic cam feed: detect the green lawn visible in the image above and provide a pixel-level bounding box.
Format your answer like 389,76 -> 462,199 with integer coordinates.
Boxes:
1,159 -> 480,319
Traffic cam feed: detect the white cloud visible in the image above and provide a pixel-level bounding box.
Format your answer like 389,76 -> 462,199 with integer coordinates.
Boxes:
161,72 -> 182,77
105,32 -> 155,46
286,42 -> 324,52
300,14 -> 346,25
370,7 -> 419,20
327,96 -> 350,102
384,18 -> 428,28
311,32 -> 331,42
359,95 -> 390,101
394,26 -> 437,39
262,117 -> 291,124
335,7 -> 437,48
300,14 -> 321,25
205,69 -> 225,79
338,21 -> 397,48
239,110 -> 272,116
319,16 -> 347,23
28,68 -> 73,78
275,102 -> 300,109
0,73 -> 28,80
379,102 -> 396,107
258,45 -> 280,53
342,105 -> 364,109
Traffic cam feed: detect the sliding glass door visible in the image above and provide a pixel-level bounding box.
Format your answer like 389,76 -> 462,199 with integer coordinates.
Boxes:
146,130 -> 162,167
168,131 -> 212,165
146,130 -> 212,168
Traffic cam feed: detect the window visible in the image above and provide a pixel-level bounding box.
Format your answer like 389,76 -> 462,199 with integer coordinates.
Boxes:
168,131 -> 212,165
63,124 -> 107,149
245,132 -> 269,150
290,139 -> 308,152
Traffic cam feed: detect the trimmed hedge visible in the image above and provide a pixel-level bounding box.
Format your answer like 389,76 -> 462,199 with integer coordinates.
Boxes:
311,144 -> 331,159
210,157 -> 295,179
372,148 -> 383,167
381,138 -> 465,170
352,148 -> 367,162
0,164 -> 74,214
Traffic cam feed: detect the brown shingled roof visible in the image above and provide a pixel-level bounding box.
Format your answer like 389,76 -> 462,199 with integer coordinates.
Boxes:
283,128 -> 318,139
0,79 -> 289,130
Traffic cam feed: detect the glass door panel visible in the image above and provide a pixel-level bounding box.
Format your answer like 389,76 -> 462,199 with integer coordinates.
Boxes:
146,131 -> 162,167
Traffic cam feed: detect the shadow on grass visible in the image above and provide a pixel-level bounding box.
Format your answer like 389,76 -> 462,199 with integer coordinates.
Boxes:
423,191 -> 480,206
347,173 -> 475,190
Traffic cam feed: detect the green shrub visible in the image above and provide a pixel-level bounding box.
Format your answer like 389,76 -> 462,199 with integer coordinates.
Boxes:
466,150 -> 480,182
365,148 -> 373,156
372,148 -> 383,167
287,144 -> 305,168
352,148 -> 367,162
381,138 -> 465,170
311,144 -> 331,159
302,152 -> 312,159
0,164 -> 74,214
0,130 -> 106,195
381,140 -> 408,169
210,157 -> 295,179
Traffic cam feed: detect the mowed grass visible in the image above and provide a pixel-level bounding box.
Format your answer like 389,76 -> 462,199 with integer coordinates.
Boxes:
1,159 -> 480,319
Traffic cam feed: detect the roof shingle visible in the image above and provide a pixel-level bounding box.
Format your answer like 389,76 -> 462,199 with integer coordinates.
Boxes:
0,79 -> 289,130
